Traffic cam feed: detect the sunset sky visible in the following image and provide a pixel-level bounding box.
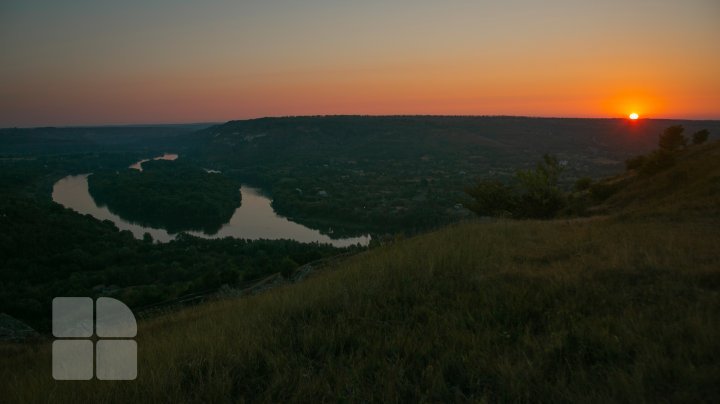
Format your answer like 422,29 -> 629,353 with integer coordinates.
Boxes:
1,0 -> 719,127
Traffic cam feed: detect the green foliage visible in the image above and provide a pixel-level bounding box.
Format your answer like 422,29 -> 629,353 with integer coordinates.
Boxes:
0,159 -> 352,330
0,124 -> 207,155
693,129 -> 710,145
658,125 -> 687,152
279,257 -> 299,279
463,179 -> 515,217
198,116 -> 720,235
465,154 -> 566,219
88,160 -> 242,233
514,154 -> 566,218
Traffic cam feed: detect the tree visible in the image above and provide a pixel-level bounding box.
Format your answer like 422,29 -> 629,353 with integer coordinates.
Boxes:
464,154 -> 566,219
463,179 -> 516,217
640,150 -> 675,176
658,125 -> 687,152
279,257 -> 298,279
692,129 -> 710,145
514,155 -> 566,218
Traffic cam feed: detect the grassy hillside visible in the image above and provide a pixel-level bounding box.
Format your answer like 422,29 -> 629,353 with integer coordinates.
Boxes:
592,140 -> 720,217
2,143 -> 719,402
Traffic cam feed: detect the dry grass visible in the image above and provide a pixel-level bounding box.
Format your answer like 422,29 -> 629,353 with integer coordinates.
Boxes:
2,214 -> 719,403
598,140 -> 720,218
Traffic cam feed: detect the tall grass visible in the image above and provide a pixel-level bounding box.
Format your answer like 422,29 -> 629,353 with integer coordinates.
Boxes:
2,215 -> 719,402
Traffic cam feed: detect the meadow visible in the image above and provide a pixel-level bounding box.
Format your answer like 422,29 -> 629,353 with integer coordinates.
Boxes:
3,214 -> 718,402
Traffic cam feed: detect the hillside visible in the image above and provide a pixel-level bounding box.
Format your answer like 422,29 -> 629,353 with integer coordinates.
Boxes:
2,144 -> 719,402
0,124 -> 211,155
591,140 -> 720,217
193,116 -> 720,236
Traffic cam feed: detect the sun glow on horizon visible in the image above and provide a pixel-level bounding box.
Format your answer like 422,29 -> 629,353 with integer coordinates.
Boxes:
0,1 -> 718,126
629,112 -> 640,120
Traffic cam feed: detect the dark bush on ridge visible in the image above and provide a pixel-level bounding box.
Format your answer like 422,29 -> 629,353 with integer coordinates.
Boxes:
693,129 -> 710,145
659,125 -> 687,152
625,155 -> 647,171
640,150 -> 676,176
463,179 -> 516,217
624,126 -> 709,175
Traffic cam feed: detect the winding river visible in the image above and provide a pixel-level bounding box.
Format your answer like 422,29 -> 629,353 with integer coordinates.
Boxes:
51,155 -> 370,247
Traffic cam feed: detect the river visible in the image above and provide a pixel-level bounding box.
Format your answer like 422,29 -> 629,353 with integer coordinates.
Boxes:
51,154 -> 370,247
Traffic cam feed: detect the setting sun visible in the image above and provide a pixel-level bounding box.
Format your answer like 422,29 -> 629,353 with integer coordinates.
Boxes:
629,113 -> 640,120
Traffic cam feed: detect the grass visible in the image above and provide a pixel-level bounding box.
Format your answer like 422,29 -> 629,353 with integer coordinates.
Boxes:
594,140 -> 720,217
2,215 -> 719,402
3,141 -> 720,403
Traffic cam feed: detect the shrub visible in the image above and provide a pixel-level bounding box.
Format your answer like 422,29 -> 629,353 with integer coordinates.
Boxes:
692,129 -> 710,145
463,179 -> 516,217
279,257 -> 298,279
625,155 -> 647,171
574,177 -> 593,192
640,150 -> 676,176
514,155 -> 566,218
658,125 -> 687,152
465,154 -> 566,219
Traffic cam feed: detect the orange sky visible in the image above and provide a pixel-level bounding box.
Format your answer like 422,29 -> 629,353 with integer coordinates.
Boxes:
1,0 -> 719,126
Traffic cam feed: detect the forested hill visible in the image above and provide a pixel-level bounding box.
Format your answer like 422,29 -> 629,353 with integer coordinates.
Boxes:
199,116 -> 720,164
192,116 -> 720,235
0,123 -> 213,155
88,160 -> 242,234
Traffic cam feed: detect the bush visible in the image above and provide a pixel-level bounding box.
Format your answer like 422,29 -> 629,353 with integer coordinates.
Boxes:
589,181 -> 620,201
465,154 -> 566,219
658,125 -> 687,152
640,150 -> 676,176
515,188 -> 565,219
463,179 -> 516,217
625,155 -> 647,171
514,155 -> 566,218
574,177 -> 593,192
692,129 -> 710,145
279,257 -> 298,279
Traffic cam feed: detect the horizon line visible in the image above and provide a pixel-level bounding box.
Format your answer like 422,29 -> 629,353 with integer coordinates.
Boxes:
3,114 -> 720,130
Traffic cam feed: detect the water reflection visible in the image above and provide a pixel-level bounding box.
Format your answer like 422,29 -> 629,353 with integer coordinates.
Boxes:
129,153 -> 178,171
52,174 -> 370,247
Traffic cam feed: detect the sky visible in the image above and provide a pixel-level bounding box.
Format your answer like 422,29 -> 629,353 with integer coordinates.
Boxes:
1,0 -> 719,127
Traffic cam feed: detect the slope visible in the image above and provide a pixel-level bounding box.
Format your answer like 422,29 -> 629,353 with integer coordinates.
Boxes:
591,140 -> 720,217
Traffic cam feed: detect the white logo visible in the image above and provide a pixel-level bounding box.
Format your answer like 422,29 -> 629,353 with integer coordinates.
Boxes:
52,297 -> 137,380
